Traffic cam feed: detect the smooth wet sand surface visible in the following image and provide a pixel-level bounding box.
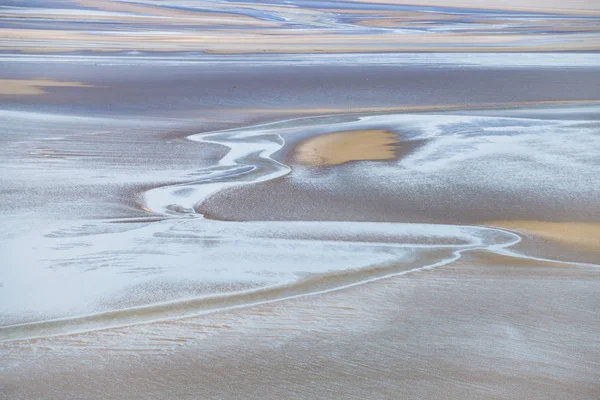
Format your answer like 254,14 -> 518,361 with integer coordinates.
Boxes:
2,1 -> 600,398
2,98 -> 599,397
3,252 -> 599,399
2,0 -> 600,53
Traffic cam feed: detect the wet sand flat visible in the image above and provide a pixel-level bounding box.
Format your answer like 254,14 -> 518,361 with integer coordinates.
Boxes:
3,0 -> 600,53
3,55 -> 600,115
2,58 -> 600,398
3,252 -> 599,399
2,1 -> 600,399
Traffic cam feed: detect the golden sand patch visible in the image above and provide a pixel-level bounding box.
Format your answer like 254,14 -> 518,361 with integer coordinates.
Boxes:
0,79 -> 94,95
294,129 -> 398,167
485,221 -> 600,252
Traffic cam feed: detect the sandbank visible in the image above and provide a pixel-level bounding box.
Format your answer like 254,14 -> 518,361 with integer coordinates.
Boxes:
294,129 -> 398,167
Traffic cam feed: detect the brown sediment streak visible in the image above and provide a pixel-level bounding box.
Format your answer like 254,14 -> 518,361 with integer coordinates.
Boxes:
3,0 -> 600,54
73,0 -> 271,24
73,0 -> 204,18
485,221 -> 600,252
10,44 -> 600,54
294,129 -> 398,167
344,0 -> 600,16
0,3 -> 277,28
2,28 -> 599,53
71,0 -> 600,18
0,79 -> 95,95
237,100 -> 600,117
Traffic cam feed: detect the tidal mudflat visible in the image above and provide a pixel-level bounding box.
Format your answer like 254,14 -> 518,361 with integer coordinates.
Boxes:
1,1 -> 599,399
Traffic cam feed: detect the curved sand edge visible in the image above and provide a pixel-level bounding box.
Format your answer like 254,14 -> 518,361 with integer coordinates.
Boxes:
293,129 -> 399,167
485,221 -> 600,252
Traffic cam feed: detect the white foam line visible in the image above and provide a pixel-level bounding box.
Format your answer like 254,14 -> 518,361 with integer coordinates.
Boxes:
0,241 -> 497,343
495,248 -> 599,269
144,126 -> 290,215
2,53 -> 600,68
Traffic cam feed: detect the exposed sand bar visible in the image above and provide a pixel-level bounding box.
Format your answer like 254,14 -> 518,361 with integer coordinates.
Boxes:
0,79 -> 94,95
294,129 -> 398,167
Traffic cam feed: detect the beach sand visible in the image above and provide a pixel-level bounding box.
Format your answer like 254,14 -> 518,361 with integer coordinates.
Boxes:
294,129 -> 398,167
